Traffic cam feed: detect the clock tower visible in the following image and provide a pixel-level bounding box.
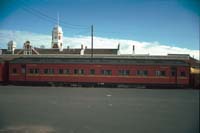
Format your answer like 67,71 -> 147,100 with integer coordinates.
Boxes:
51,13 -> 63,51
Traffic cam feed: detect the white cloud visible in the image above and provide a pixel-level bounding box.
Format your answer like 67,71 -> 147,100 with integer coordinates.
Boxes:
0,30 -> 51,48
0,29 -> 199,60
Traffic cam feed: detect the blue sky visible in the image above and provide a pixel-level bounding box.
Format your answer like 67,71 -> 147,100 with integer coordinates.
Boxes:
0,0 -> 199,50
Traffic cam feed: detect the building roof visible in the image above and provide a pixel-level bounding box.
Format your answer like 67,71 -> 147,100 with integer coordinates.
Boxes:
1,49 -> 22,54
35,48 -> 118,55
1,47 -> 118,55
84,49 -> 118,54
35,48 -> 80,54
53,25 -> 63,32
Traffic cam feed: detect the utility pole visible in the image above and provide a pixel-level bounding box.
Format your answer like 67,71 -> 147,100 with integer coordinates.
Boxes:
91,25 -> 93,60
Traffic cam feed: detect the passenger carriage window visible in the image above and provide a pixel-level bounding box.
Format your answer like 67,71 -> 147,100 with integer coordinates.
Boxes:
171,71 -> 176,77
74,69 -> 78,75
49,69 -> 54,74
119,70 -> 130,76
44,69 -> 48,74
30,69 -> 34,74
80,69 -> 84,75
137,70 -> 148,76
74,69 -> 84,75
59,69 -> 63,74
12,68 -> 17,74
44,69 -> 54,74
64,69 -> 70,74
59,69 -> 69,74
161,71 -> 166,76
101,70 -> 112,75
35,69 -> 39,74
21,64 -> 26,74
21,68 -> 25,74
155,70 -> 166,76
30,69 -> 39,74
90,69 -> 95,75
180,71 -> 186,77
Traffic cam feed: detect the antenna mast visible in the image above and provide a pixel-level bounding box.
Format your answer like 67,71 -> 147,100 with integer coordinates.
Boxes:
57,12 -> 59,26
91,25 -> 93,60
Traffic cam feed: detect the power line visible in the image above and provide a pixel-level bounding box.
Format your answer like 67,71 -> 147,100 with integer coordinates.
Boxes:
96,29 -> 135,36
20,0 -> 90,29
19,0 -> 133,39
72,29 -> 91,36
21,6 -> 89,30
21,6 -> 54,24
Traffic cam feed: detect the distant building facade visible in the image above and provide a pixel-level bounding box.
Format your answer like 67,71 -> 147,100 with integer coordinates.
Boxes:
0,24 -> 120,56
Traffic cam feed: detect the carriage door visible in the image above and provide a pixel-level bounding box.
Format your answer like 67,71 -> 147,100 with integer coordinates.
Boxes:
171,67 -> 177,85
21,64 -> 26,80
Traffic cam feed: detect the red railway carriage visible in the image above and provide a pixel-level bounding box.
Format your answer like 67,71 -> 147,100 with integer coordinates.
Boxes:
9,56 -> 190,87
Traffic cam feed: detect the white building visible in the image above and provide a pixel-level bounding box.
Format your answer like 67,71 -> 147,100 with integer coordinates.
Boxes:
7,40 -> 16,55
51,23 -> 63,51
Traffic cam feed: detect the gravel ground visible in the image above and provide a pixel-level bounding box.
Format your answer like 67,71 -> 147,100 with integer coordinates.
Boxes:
0,86 -> 199,133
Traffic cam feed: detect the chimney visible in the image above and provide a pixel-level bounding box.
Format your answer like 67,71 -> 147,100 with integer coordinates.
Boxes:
80,44 -> 84,55
132,45 -> 135,55
85,46 -> 87,49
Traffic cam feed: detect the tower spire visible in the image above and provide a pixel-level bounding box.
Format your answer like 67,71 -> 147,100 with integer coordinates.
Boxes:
57,12 -> 59,26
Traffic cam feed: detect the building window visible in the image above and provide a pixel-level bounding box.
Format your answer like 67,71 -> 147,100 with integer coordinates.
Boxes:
12,68 -> 17,74
90,69 -> 95,75
118,70 -> 130,76
155,71 -> 166,76
24,43 -> 32,55
180,71 -> 186,77
24,51 -> 32,55
27,51 -> 32,55
137,70 -> 148,76
44,69 -> 54,74
74,69 -> 84,75
29,69 -> 39,74
101,70 -> 112,75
